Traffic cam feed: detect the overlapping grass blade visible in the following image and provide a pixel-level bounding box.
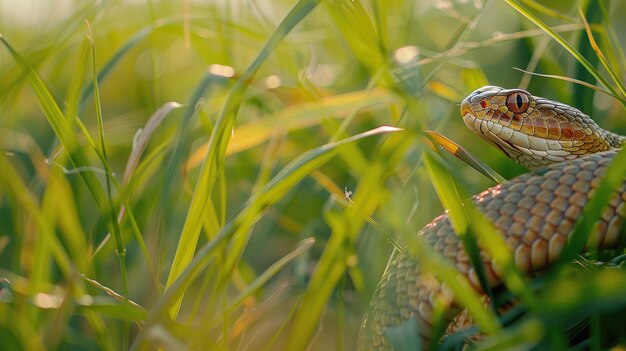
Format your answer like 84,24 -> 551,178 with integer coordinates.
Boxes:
79,18 -> 179,110
285,127 -> 406,349
0,1 -> 109,109
218,238 -> 315,320
86,22 -> 128,297
0,35 -> 125,282
185,89 -> 397,170
323,0 -> 389,83
0,154 -> 114,350
598,0 -> 626,77
164,0 -> 322,317
91,101 -> 182,270
132,125 -> 400,348
425,131 -> 506,184
409,232 -> 501,338
577,6 -> 626,101
0,154 -> 73,280
422,145 -> 537,315
43,169 -> 90,272
504,0 -> 626,107
421,150 -> 498,324
572,2 -> 601,113
512,68 -> 615,97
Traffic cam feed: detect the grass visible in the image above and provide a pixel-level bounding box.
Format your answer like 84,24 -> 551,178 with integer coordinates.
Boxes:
0,0 -> 625,350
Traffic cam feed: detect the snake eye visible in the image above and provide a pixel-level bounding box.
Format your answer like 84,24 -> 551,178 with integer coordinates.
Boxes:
506,92 -> 530,113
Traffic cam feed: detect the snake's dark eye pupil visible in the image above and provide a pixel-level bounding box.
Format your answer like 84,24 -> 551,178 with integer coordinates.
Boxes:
506,92 -> 530,113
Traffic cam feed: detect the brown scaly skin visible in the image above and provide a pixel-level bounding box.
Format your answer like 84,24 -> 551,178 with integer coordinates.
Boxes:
359,86 -> 626,350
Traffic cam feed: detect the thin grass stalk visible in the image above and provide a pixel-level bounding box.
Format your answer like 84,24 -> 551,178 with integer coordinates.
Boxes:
504,0 -> 626,107
130,126 -> 400,349
577,6 -> 626,99
0,35 -> 123,279
164,0 -> 323,318
86,22 -> 128,298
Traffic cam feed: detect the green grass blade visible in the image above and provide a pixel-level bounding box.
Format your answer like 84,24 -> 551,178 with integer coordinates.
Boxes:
185,89 -> 397,170
164,0 -> 322,317
409,233 -> 501,337
0,154 -> 73,281
422,149 -> 495,308
425,131 -> 506,184
573,2 -> 601,113
86,22 -> 128,297
323,0 -> 392,86
285,127 -> 404,349
599,0 -> 626,80
79,19 -> 178,110
423,147 -> 536,309
577,6 -> 626,101
504,0 -> 626,107
131,126 -> 400,349
0,35 -> 121,259
220,238 -> 315,319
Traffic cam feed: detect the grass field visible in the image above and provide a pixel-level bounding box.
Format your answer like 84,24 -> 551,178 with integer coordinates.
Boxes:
1,0 -> 626,350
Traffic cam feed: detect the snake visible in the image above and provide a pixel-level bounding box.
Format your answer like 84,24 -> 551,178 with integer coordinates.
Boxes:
358,86 -> 626,350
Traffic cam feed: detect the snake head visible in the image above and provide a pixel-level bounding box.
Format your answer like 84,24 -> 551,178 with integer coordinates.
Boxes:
460,85 -> 618,169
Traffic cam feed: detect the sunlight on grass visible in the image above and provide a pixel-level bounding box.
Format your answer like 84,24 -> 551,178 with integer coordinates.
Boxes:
1,0 -> 625,350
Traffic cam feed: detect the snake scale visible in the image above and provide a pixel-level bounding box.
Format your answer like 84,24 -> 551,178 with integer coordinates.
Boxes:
359,86 -> 626,350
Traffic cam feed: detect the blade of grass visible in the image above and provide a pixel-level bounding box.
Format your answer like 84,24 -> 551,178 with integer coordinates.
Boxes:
285,127 -> 405,349
418,23 -> 586,66
160,69 -> 232,254
577,5 -> 626,101
79,18 -> 179,111
0,154 -> 72,285
323,0 -> 390,85
93,101 -> 182,263
504,0 -> 626,107
422,149 -> 495,309
164,0 -> 323,317
0,35 -> 124,278
0,154 -> 115,351
518,0 -> 577,22
422,145 -> 537,311
0,1 -> 110,110
85,22 -> 128,297
599,0 -> 626,80
45,169 -> 90,272
425,131 -> 506,184
220,238 -> 315,320
409,232 -> 502,339
130,126 -> 401,349
573,2 -> 601,113
184,88 -> 397,171
512,67 -> 615,98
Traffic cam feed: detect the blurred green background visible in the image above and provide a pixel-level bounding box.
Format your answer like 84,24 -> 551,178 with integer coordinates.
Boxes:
1,0 -> 625,350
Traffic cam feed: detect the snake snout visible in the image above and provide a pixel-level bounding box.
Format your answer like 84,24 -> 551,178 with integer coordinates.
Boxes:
460,100 -> 474,119
460,85 -> 502,118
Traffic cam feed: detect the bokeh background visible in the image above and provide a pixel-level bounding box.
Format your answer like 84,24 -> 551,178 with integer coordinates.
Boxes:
1,0 -> 625,350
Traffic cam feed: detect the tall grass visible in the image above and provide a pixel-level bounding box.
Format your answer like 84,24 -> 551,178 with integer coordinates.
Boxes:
0,0 -> 625,350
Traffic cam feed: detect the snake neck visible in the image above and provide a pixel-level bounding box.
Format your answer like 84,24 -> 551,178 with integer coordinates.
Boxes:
605,130 -> 626,148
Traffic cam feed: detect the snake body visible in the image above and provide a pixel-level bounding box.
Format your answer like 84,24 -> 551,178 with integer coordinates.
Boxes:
359,86 -> 626,350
